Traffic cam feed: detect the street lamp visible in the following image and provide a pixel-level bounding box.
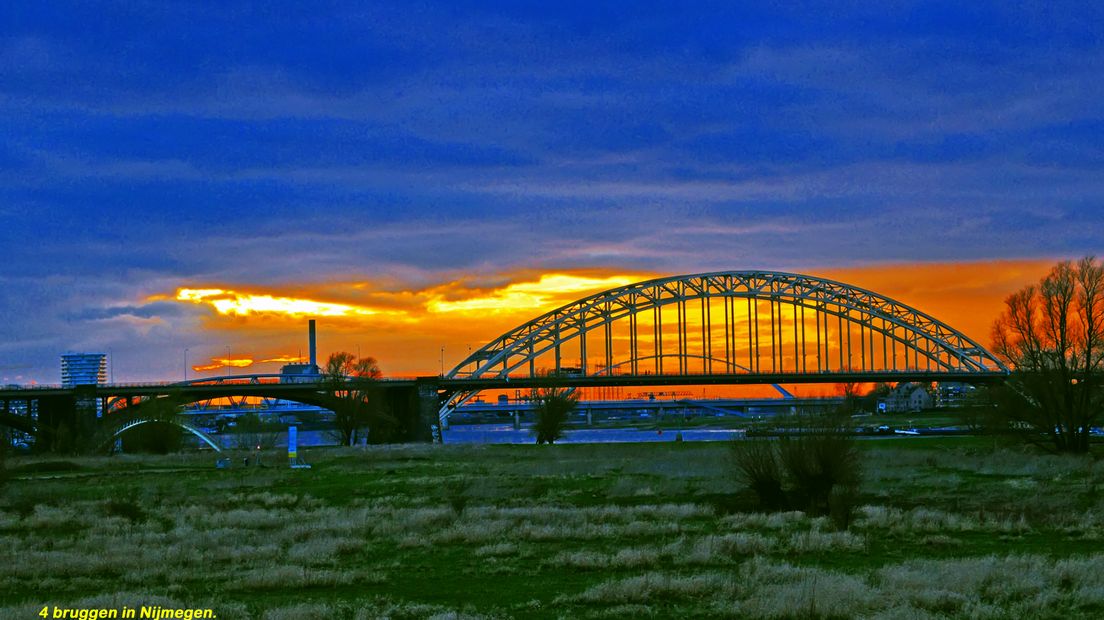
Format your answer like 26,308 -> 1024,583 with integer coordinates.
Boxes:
440,346 -> 445,376
184,348 -> 189,382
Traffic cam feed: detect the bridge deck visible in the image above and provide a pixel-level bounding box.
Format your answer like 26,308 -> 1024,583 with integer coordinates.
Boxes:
0,370 -> 1008,401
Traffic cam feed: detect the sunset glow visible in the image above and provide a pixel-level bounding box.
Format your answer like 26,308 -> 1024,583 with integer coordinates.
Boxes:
158,260 -> 1055,388
175,288 -> 410,320
172,273 -> 647,325
259,355 -> 306,364
191,358 -> 255,372
426,274 -> 640,315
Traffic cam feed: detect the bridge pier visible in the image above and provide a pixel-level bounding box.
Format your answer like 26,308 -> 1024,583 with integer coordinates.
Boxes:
34,394 -> 96,453
377,378 -> 436,443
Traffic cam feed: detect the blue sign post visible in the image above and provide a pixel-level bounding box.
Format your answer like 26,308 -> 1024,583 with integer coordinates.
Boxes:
288,425 -> 311,469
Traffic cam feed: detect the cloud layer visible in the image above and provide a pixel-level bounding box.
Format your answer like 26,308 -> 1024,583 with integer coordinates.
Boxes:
0,2 -> 1100,382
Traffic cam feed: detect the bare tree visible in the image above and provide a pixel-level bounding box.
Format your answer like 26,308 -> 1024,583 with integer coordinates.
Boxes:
323,352 -> 388,446
838,380 -> 861,415
991,256 -> 1104,453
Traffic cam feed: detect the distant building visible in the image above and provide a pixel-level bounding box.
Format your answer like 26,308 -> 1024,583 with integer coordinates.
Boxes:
883,382 -> 932,413
935,382 -> 978,408
280,319 -> 321,383
61,353 -> 106,387
280,363 -> 321,383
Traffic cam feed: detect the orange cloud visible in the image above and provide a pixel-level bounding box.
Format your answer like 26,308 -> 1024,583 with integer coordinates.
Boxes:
175,288 -> 411,320
259,355 -> 306,363
191,357 -> 255,372
170,272 -> 651,326
426,274 -> 640,315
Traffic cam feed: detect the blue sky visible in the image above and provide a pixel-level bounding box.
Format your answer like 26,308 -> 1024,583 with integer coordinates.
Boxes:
1,2 -> 1101,382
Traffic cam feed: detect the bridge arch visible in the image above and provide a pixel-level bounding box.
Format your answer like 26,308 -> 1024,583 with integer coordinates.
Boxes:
440,270 -> 1007,423
108,418 -> 223,452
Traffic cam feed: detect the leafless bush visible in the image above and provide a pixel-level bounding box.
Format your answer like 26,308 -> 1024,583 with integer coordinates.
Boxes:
732,439 -> 787,510
732,422 -> 862,527
779,431 -> 861,522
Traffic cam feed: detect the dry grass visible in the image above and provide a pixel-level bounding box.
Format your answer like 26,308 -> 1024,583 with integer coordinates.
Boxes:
856,504 -> 1032,535
556,554 -> 1104,617
559,572 -> 735,604
474,542 -> 518,558
230,566 -> 384,590
786,529 -> 865,553
732,560 -> 879,618
3,442 -> 1103,618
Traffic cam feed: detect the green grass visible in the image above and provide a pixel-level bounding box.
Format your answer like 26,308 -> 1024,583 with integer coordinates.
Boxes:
1,439 -> 1102,618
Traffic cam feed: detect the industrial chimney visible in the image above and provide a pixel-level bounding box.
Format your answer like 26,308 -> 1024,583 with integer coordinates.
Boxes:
308,319 -> 317,371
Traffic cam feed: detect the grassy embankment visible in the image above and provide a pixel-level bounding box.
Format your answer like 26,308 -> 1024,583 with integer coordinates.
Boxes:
1,438 -> 1103,619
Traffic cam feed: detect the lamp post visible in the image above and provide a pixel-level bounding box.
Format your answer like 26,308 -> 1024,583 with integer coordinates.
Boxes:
440,346 -> 445,376
184,348 -> 189,382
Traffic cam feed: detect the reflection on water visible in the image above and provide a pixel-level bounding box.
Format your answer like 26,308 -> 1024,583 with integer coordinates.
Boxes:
204,424 -> 744,450
442,423 -> 744,444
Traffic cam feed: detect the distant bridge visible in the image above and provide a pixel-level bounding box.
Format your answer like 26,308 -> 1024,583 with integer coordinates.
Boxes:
107,417 -> 222,452
452,396 -> 848,420
1,270 -> 1009,446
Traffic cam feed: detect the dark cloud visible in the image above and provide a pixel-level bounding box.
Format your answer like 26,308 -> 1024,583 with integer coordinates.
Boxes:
66,302 -> 189,322
0,2 -> 1101,381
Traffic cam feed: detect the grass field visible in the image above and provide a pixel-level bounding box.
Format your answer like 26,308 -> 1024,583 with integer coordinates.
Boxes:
1,438 -> 1103,619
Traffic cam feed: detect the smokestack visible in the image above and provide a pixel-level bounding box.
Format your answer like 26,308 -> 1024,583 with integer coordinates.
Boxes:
308,319 -> 317,370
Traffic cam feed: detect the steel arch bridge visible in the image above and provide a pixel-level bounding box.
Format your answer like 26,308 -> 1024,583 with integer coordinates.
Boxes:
439,270 -> 1008,423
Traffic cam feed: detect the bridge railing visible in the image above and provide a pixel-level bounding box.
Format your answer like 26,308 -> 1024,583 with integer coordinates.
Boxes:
1,375 -> 428,391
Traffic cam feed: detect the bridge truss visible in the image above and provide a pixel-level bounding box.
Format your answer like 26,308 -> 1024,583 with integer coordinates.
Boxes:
440,271 -> 1008,424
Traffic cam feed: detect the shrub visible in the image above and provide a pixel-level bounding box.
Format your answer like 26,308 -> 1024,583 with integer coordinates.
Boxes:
531,386 -> 577,444
732,439 -> 787,510
732,421 -> 862,526
779,432 -> 861,518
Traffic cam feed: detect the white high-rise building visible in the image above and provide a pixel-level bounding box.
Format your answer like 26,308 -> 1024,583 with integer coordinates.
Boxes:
61,353 -> 107,387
